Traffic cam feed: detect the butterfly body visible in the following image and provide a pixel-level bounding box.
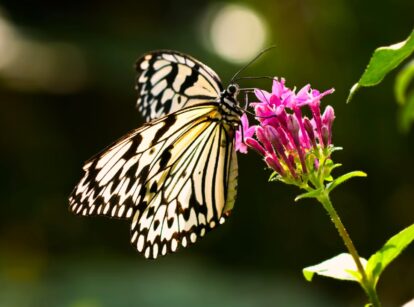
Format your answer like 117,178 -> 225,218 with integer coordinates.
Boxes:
70,50 -> 241,259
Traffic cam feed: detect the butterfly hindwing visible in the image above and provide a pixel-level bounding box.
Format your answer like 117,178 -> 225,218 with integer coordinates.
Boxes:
69,103 -> 238,258
135,50 -> 223,121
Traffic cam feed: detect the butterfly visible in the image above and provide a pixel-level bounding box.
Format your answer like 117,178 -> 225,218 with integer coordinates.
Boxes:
69,50 -> 244,259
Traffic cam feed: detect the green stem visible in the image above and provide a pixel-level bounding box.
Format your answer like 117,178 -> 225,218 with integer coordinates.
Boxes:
317,192 -> 381,307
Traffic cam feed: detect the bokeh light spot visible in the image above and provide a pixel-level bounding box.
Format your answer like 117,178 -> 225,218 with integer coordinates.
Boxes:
0,9 -> 87,94
208,4 -> 268,64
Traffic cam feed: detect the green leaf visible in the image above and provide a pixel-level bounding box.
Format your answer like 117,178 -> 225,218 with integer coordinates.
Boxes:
303,253 -> 367,282
331,163 -> 343,171
326,171 -> 367,193
269,171 -> 282,182
366,223 -> 414,287
329,146 -> 343,153
347,29 -> 414,103
398,91 -> 414,132
347,84 -> 360,104
394,59 -> 414,105
294,188 -> 323,202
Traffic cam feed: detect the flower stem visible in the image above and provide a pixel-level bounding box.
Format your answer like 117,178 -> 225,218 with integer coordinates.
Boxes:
317,192 -> 381,307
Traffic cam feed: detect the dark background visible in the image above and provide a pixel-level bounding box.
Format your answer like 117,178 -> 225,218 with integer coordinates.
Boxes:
0,0 -> 413,306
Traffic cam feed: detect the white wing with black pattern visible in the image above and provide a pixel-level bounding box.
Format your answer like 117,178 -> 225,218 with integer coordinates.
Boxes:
135,50 -> 223,122
69,103 -> 238,259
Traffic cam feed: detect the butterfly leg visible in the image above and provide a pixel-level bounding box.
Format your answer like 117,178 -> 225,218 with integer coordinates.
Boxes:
244,91 -> 249,110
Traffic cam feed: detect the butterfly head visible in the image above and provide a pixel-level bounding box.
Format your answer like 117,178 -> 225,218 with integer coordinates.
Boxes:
220,83 -> 243,121
225,84 -> 239,98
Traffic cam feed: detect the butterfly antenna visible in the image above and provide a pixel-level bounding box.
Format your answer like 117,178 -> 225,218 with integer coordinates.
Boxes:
234,76 -> 276,82
230,46 -> 276,84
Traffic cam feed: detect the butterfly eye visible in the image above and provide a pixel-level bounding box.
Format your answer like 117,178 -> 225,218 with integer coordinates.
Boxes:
227,84 -> 238,95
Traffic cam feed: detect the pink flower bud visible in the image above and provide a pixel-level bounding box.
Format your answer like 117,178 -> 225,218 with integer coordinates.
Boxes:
245,138 -> 266,156
321,126 -> 330,147
265,126 -> 297,178
265,154 -> 285,176
322,105 -> 335,145
287,114 -> 300,135
322,105 -> 335,125
303,117 -> 317,148
287,115 -> 307,173
276,127 -> 291,149
256,126 -> 274,154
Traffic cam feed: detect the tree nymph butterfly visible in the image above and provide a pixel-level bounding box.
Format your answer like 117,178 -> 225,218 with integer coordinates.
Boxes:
69,50 -> 245,259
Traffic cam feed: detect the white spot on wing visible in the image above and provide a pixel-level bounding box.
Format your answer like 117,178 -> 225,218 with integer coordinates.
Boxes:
131,210 -> 140,230
131,231 -> 138,243
182,236 -> 187,247
162,54 -> 176,62
126,207 -> 133,218
171,238 -> 178,251
151,65 -> 172,85
151,80 -> 168,96
118,205 -> 125,217
198,213 -> 206,225
162,88 -> 174,102
153,59 -> 170,70
145,246 -> 151,258
175,55 -> 186,64
103,203 -> 111,214
172,65 -> 192,92
111,205 -> 117,217
185,59 -> 195,67
153,243 -> 159,258
140,60 -> 149,70
137,235 -> 145,252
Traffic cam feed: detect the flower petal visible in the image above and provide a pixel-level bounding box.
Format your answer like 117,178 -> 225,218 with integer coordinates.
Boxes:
254,89 -> 271,104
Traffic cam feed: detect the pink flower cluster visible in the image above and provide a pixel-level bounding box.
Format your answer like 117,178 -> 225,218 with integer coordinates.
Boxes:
236,78 -> 335,179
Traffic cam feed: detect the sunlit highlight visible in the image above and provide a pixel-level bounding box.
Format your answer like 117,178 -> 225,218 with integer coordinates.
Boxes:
208,4 -> 268,64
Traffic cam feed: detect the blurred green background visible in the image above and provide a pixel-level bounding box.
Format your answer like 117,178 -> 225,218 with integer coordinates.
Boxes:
0,0 -> 413,306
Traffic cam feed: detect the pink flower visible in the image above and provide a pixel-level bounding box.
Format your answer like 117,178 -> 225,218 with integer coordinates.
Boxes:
235,114 -> 256,154
237,78 -> 335,181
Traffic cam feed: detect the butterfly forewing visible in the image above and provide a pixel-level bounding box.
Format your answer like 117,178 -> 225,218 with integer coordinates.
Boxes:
135,50 -> 223,121
69,103 -> 238,258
